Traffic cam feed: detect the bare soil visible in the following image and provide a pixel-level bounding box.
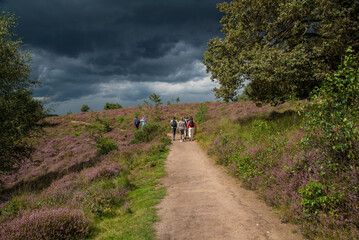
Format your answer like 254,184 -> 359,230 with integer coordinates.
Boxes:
154,138 -> 303,240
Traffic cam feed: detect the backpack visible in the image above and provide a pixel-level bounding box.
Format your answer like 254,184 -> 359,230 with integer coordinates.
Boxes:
134,118 -> 140,126
189,120 -> 194,127
171,120 -> 177,127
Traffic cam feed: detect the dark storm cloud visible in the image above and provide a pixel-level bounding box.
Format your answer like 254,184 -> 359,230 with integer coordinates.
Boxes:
2,0 -> 222,112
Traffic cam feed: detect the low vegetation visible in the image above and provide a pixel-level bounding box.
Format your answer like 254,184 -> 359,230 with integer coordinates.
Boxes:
0,105 -> 173,239
196,50 -> 359,239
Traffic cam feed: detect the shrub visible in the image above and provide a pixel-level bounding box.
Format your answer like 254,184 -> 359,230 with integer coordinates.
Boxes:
103,102 -> 122,110
93,135 -> 118,155
298,181 -> 343,218
194,103 -> 208,124
81,104 -> 90,112
303,47 -> 359,164
0,208 -> 92,240
117,115 -> 128,126
131,122 -> 165,143
95,115 -> 113,133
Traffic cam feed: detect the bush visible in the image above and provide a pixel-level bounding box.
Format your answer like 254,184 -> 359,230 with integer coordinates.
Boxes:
104,102 -> 122,110
131,122 -> 165,143
81,104 -> 90,112
0,208 -> 92,240
303,47 -> 359,163
194,103 -> 208,124
93,135 -> 118,155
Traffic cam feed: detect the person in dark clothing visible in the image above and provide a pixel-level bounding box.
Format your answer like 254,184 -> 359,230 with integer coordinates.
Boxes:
134,116 -> 140,130
170,116 -> 178,141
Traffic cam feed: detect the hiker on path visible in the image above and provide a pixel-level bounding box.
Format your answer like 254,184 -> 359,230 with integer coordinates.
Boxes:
140,116 -> 146,130
134,116 -> 140,130
170,117 -> 178,141
187,116 -> 197,141
178,117 -> 186,142
184,116 -> 189,140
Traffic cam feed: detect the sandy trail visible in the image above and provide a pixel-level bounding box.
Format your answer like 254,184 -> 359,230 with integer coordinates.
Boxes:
154,138 -> 303,240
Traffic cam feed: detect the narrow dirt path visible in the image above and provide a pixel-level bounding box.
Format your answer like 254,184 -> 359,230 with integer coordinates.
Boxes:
154,139 -> 303,240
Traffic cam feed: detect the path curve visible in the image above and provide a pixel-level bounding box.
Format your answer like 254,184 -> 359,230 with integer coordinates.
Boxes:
154,139 -> 303,240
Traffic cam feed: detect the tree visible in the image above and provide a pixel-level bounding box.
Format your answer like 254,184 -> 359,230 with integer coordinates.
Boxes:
81,104 -> 90,112
0,12 -> 45,173
103,102 -> 122,110
143,93 -> 162,121
204,0 -> 359,104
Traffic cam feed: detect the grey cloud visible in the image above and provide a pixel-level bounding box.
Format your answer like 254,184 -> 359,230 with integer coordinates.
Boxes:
2,0 -> 222,113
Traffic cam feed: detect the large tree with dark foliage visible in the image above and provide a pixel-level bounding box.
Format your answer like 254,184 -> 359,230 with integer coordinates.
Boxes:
204,0 -> 359,104
0,11 -> 45,173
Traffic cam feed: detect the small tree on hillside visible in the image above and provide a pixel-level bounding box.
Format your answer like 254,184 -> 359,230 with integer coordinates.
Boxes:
81,104 -> 90,112
144,93 -> 162,121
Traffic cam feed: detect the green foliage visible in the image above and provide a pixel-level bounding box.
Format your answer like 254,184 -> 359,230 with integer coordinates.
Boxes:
117,115 -> 127,126
93,135 -> 118,155
131,123 -> 165,144
298,181 -> 343,217
144,93 -> 162,121
82,190 -> 123,216
104,102 -> 122,110
204,0 -> 359,104
250,120 -> 270,141
194,103 -> 208,124
71,131 -> 82,137
144,93 -> 162,107
303,47 -> 359,162
81,104 -> 90,112
95,114 -> 113,133
0,12 -> 46,173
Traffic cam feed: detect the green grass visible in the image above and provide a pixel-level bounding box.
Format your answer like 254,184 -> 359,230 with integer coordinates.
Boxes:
87,142 -> 169,240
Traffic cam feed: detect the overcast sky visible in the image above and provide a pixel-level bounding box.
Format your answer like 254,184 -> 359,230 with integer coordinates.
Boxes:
2,0 -> 223,114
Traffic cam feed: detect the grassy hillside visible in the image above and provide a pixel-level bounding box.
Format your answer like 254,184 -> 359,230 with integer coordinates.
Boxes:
0,103 -> 200,239
0,101 -> 357,239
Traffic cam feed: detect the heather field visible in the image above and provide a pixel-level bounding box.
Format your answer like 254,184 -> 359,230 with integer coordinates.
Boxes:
0,101 -> 358,239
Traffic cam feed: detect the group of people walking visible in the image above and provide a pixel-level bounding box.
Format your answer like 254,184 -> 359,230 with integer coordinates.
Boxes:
170,116 -> 197,142
134,115 -> 197,142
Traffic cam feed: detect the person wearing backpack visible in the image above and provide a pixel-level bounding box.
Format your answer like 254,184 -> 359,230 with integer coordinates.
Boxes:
184,116 -> 189,140
186,116 -> 197,141
178,117 -> 186,142
170,116 -> 178,141
134,116 -> 140,130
